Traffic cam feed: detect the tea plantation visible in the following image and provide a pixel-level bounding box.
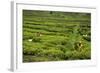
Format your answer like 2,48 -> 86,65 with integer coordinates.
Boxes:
23,10 -> 91,62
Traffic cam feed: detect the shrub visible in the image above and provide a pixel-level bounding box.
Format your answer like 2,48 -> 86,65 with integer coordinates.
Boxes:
83,35 -> 91,41
64,48 -> 91,60
32,37 -> 41,42
44,49 -> 65,59
64,51 -> 73,60
56,45 -> 67,53
75,48 -> 90,59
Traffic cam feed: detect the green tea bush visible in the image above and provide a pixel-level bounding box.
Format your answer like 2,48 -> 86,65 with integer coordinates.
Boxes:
45,49 -> 65,59
56,45 -> 67,53
79,48 -> 91,59
64,51 -> 73,60
43,42 -> 55,47
72,49 -> 90,59
32,37 -> 41,42
64,48 -> 91,60
60,40 -> 68,45
83,35 -> 91,41
23,47 -> 44,56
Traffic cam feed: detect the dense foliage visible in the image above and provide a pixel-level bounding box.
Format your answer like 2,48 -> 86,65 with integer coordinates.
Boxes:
23,10 -> 91,62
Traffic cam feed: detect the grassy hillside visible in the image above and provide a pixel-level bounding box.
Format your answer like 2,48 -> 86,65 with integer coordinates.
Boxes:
23,10 -> 91,62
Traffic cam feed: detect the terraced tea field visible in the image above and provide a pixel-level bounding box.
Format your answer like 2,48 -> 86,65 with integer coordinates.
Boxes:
23,10 -> 91,62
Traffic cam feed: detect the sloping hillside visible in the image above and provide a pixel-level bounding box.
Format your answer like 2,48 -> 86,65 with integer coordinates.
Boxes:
23,10 -> 91,62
